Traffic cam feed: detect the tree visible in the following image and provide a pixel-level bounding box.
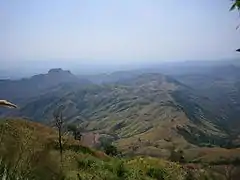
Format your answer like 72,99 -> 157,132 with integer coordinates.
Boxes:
53,106 -> 64,162
230,1 -> 240,52
67,124 -> 82,141
223,165 -> 236,180
211,165 -> 236,180
230,0 -> 240,12
103,143 -> 118,156
169,147 -> 185,163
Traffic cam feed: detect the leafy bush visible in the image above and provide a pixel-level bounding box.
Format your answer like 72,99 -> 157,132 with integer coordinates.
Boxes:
169,149 -> 185,163
64,144 -> 94,155
113,161 -> 127,178
146,167 -> 168,180
103,143 -> 118,156
185,170 -> 196,180
77,158 -> 95,170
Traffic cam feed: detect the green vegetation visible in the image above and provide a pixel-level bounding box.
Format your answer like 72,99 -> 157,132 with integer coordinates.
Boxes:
102,143 -> 119,156
230,0 -> 240,11
11,74 -> 193,157
1,70 -> 240,179
13,72 -> 239,159
2,71 -> 240,159
0,119 -> 224,180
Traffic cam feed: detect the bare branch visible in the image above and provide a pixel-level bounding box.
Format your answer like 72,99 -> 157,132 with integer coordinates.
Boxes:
0,100 -> 17,109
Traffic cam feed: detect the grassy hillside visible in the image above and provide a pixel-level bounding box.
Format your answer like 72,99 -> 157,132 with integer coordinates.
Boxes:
0,119 -> 219,180
174,65 -> 240,131
2,71 -> 240,162
11,73 -> 234,158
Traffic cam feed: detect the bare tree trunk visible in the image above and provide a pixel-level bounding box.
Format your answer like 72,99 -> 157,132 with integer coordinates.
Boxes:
224,165 -> 235,180
0,100 -> 17,108
58,126 -> 63,163
53,106 -> 64,171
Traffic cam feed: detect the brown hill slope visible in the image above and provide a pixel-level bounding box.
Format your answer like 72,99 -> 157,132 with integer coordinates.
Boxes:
12,73 -> 232,158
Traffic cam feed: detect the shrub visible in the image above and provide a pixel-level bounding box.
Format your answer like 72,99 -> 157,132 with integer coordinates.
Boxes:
146,167 -> 168,180
169,149 -> 185,163
103,143 -> 118,156
77,158 -> 95,170
65,144 -> 94,155
114,161 -> 127,178
185,170 -> 196,180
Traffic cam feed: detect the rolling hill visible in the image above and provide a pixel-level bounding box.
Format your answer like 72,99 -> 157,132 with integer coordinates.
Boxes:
3,71 -> 233,159
2,66 -> 240,179
174,65 -> 240,136
1,66 -> 240,159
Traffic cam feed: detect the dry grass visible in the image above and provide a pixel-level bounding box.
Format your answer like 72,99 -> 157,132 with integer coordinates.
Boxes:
185,147 -> 240,162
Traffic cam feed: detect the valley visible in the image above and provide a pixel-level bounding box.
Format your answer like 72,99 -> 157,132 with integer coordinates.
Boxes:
1,63 -> 240,179
1,64 -> 240,161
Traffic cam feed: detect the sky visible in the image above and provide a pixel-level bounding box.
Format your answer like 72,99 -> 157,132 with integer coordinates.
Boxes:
1,0 -> 240,69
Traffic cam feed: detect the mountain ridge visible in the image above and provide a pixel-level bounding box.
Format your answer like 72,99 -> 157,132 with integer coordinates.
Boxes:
1,67 -> 240,158
2,71 -> 231,158
0,68 -> 91,114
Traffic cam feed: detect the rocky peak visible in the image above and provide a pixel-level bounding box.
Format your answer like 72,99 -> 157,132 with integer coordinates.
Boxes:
48,68 -> 72,74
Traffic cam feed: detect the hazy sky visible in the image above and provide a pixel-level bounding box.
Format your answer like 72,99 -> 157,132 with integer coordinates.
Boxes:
1,0 -> 240,66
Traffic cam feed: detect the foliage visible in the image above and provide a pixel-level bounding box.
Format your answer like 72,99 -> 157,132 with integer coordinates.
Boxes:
67,124 -> 78,133
3,70 -> 239,158
185,170 -> 196,180
53,105 -> 65,164
103,143 -> 119,156
0,119 -> 219,180
146,167 -> 168,179
8,73 -> 201,157
0,119 -> 64,180
230,0 -> 240,11
64,144 -> 95,155
67,124 -> 82,140
169,149 -> 185,163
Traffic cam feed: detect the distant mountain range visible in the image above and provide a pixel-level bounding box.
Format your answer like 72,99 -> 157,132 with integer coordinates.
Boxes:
0,68 -> 90,103
1,64 -> 240,157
